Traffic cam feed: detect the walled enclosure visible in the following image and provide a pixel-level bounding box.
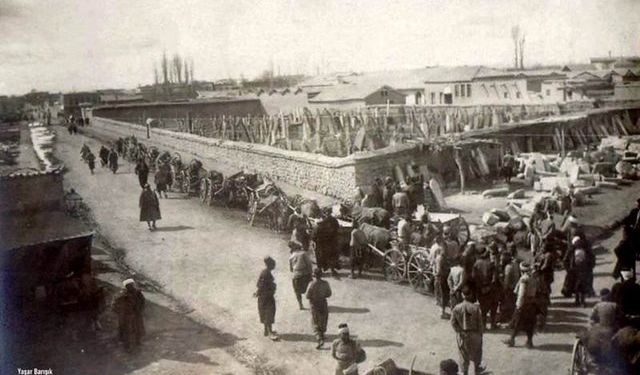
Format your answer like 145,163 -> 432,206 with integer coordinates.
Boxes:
86,117 -> 493,200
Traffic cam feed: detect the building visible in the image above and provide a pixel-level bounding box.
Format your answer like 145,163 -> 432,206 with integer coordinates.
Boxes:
60,91 -> 101,117
307,84 -> 405,110
590,55 -> 640,70
99,92 -> 145,105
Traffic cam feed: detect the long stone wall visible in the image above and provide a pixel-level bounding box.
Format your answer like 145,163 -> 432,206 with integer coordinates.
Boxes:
87,117 -> 359,199
86,117 -> 500,200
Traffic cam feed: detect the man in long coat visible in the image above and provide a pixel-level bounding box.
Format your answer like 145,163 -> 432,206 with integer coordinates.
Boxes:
108,147 -> 119,174
255,256 -> 278,340
313,210 -> 340,276
134,159 -> 150,189
99,145 -> 109,167
307,268 -> 332,349
139,184 -> 161,230
451,287 -> 485,375
113,279 -> 145,352
472,248 -> 498,330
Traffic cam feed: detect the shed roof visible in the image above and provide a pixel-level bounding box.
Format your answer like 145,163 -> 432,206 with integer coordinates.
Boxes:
309,84 -> 403,103
0,210 -> 93,251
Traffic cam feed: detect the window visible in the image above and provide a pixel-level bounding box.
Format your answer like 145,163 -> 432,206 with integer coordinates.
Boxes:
380,89 -> 388,97
444,93 -> 453,104
546,89 -> 551,96
430,92 -> 435,104
439,92 -> 443,104
504,92 -> 508,99
415,91 -> 423,105
466,84 -> 472,97
567,90 -> 573,99
460,84 -> 465,98
454,85 -> 459,97
516,92 -> 521,99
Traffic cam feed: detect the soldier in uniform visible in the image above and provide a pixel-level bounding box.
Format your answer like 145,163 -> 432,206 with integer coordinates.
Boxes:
306,268 -> 332,349
451,287 -> 486,375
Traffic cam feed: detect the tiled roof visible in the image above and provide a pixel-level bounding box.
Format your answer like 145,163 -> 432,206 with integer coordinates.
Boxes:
308,84 -> 403,102
0,210 -> 93,251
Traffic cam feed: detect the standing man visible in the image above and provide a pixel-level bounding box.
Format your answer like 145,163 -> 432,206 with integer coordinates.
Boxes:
108,147 -> 119,174
139,184 -> 161,231
289,241 -> 313,310
506,263 -> 538,348
255,256 -> 278,340
451,287 -> 486,375
134,158 -> 150,189
381,177 -> 395,213
448,256 -> 466,309
99,145 -> 109,168
502,150 -> 515,183
349,223 -> 368,279
609,198 -> 640,278
113,279 -> 145,352
331,323 -> 364,375
392,187 -> 410,218
472,247 -> 498,330
499,251 -> 520,325
434,241 -> 451,319
306,268 -> 332,349
313,209 -> 340,276
86,150 -> 96,175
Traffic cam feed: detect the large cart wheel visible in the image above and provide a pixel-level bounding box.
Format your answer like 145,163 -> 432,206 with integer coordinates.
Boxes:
454,217 -> 470,247
407,250 -> 434,295
570,338 -> 589,375
383,248 -> 406,283
199,178 -> 210,205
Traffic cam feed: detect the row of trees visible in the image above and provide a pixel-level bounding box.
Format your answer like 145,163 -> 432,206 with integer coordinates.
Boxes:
511,25 -> 526,70
153,52 -> 195,85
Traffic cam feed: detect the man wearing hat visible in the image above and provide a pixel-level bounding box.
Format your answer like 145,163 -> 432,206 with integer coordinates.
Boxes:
255,256 -> 278,340
139,183 -> 161,231
332,323 -> 363,375
381,176 -> 395,213
113,278 -> 146,352
450,286 -> 485,375
472,246 -> 498,330
289,240 -> 313,310
506,262 -> 538,348
306,268 -> 332,349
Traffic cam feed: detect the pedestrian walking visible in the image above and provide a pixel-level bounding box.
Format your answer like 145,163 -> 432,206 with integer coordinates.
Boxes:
139,184 -> 161,231
434,238 -> 451,319
331,323 -> 364,375
134,159 -> 150,189
86,151 -> 96,174
506,262 -> 538,348
499,251 -> 520,325
113,279 -> 145,352
306,268 -> 332,349
99,145 -> 109,168
154,162 -> 172,199
289,240 -> 313,310
108,147 -> 119,174
255,256 -> 278,340
312,209 -> 340,276
450,286 -> 486,375
502,150 -> 515,183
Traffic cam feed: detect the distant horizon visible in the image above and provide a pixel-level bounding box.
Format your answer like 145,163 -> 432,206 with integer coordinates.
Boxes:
1,0 -> 638,96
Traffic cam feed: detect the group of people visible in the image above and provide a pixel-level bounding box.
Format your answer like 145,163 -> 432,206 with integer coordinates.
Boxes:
80,143 -> 119,175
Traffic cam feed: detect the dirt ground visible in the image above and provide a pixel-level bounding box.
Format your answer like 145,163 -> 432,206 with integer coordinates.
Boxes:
16,123 -> 639,375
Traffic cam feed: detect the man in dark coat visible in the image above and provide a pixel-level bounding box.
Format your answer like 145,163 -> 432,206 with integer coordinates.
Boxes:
506,263 -> 538,348
609,198 -> 640,278
99,145 -> 109,167
139,184 -> 161,230
381,177 -> 395,213
255,256 -> 278,340
154,162 -> 172,198
113,279 -> 145,352
472,247 -> 498,330
611,269 -> 640,319
134,159 -> 150,189
86,150 -> 96,174
307,268 -> 332,349
108,147 -> 119,174
313,210 -> 340,276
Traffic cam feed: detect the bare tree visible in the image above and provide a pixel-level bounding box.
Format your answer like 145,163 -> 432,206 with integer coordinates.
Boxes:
511,25 -> 520,70
518,33 -> 526,70
184,60 -> 190,84
153,63 -> 159,85
188,58 -> 194,83
161,51 -> 169,84
172,54 -> 183,84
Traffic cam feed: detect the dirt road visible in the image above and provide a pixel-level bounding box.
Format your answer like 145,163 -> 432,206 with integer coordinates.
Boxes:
54,124 -> 636,375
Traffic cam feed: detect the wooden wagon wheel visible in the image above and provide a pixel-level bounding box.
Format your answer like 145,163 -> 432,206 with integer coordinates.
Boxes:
382,248 -> 407,283
570,338 -> 589,375
407,249 -> 434,295
199,178 -> 210,205
454,217 -> 470,248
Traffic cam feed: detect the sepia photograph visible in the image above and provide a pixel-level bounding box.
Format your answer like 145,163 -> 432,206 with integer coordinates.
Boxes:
1,1 -> 640,374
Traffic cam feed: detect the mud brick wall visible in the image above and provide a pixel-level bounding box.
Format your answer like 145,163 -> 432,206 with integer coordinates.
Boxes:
0,171 -> 64,213
87,117 -> 359,199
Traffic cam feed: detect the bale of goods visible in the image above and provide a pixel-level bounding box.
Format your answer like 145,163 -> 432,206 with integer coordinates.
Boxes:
482,187 -> 509,198
482,212 -> 500,226
507,188 -> 526,199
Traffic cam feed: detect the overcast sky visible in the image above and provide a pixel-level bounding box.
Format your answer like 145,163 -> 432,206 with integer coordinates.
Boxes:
0,0 -> 638,95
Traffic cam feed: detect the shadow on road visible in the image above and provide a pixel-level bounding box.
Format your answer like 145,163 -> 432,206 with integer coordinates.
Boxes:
153,225 -> 195,232
533,343 -> 574,353
329,306 -> 371,314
